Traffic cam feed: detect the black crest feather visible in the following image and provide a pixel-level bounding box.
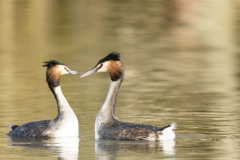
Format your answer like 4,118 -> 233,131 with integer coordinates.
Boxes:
98,52 -> 121,64
42,60 -> 65,68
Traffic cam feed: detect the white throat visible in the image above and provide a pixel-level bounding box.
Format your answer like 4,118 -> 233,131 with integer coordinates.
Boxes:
54,86 -> 72,113
95,79 -> 122,139
49,86 -> 79,137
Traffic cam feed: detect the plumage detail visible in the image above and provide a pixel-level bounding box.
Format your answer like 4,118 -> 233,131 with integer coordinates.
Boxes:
43,60 -> 65,68
97,121 -> 176,140
44,60 -> 66,88
8,120 -> 51,137
98,52 -> 120,64
8,125 -> 19,131
97,121 -> 160,140
108,60 -> 124,81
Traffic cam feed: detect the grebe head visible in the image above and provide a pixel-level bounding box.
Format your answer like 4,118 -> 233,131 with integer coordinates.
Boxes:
81,52 -> 123,81
43,60 -> 79,87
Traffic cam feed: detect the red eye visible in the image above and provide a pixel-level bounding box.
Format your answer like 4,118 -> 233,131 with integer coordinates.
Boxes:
97,63 -> 103,69
64,67 -> 69,72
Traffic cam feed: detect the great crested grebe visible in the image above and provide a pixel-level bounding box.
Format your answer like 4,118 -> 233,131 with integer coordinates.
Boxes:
8,60 -> 79,137
81,52 -> 176,140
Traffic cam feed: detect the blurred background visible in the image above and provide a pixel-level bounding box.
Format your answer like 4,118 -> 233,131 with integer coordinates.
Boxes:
0,0 -> 240,160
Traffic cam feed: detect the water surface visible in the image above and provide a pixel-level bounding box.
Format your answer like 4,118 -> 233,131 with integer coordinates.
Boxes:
0,0 -> 240,159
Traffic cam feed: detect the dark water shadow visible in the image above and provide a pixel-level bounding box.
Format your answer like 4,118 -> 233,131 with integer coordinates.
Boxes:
94,139 -> 175,160
8,136 -> 79,160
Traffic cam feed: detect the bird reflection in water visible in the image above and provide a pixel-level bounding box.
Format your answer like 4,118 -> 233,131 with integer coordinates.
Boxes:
95,139 -> 175,160
8,136 -> 79,160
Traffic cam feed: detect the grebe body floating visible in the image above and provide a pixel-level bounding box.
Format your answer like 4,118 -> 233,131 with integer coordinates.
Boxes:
8,60 -> 79,137
81,52 -> 176,140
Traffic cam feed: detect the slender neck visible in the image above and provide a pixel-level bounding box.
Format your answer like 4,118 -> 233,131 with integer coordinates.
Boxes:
98,73 -> 124,122
51,86 -> 75,119
47,74 -> 74,118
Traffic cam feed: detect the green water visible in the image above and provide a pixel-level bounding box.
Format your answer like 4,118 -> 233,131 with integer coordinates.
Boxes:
0,0 -> 240,159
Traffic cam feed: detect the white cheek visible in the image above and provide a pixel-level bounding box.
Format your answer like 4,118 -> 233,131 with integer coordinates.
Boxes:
59,65 -> 69,75
98,61 -> 109,72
